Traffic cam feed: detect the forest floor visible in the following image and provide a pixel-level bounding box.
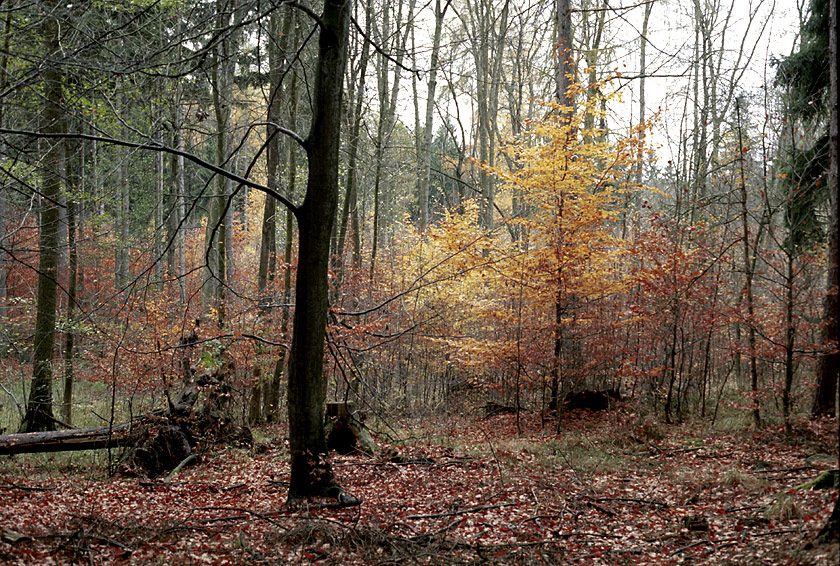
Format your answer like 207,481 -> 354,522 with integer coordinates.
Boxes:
0,407 -> 837,565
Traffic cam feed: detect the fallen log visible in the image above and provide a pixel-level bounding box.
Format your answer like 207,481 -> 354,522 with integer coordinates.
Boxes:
0,380 -> 200,458
0,423 -> 133,456
0,362 -> 248,478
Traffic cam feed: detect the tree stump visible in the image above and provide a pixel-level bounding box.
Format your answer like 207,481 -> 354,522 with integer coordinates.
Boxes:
325,402 -> 376,455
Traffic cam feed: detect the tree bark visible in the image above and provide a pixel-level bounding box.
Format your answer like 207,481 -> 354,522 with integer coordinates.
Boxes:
817,0 -> 839,543
0,7 -> 10,355
555,0 -> 573,111
252,7 -> 291,424
369,0 -> 413,281
550,0 -> 573,419
61,137 -> 80,426
21,4 -> 63,433
814,22 -> 840,417
287,0 -> 355,503
736,101 -> 761,429
204,0 -> 236,323
265,36 -> 299,423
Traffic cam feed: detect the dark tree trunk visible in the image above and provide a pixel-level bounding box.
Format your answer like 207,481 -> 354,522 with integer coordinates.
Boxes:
817,0 -> 839,543
814,0 -> 840,421
62,147 -> 79,426
286,0 -> 356,504
21,5 -> 63,433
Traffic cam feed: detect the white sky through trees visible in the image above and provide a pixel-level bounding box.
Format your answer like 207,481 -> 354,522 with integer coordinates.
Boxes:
389,0 -> 801,173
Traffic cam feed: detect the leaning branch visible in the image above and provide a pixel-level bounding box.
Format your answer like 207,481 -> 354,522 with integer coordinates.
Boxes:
0,128 -> 299,213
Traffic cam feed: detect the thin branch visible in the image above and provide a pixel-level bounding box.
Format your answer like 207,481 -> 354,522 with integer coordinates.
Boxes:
350,16 -> 420,77
0,128 -> 299,213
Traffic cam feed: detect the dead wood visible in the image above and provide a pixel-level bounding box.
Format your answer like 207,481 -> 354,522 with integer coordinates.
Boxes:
0,423 -> 133,455
325,402 -> 376,455
0,361 -> 251,478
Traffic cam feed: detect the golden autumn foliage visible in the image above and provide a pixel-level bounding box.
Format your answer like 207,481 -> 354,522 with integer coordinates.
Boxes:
388,84 -> 654,396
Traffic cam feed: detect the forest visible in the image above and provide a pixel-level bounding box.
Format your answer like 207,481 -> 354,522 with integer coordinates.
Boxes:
0,0 -> 838,563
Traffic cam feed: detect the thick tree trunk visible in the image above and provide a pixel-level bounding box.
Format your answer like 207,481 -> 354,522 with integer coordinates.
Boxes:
21,6 -> 63,433
813,92 -> 839,417
287,0 -> 356,504
816,0 -> 839,543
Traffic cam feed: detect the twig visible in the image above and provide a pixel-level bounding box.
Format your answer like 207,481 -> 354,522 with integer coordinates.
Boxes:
0,381 -> 23,421
670,529 -> 802,556
202,515 -> 248,524
661,447 -> 703,455
585,501 -> 617,517
670,539 -> 711,555
724,505 -> 764,513
557,531 -> 623,539
165,454 -> 197,482
1,481 -> 55,491
586,496 -> 669,508
194,507 -> 287,529
406,503 -> 516,520
748,466 -> 816,475
475,425 -> 505,488
519,514 -> 561,525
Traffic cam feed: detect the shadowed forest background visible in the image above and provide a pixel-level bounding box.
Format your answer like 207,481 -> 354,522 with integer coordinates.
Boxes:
0,0 -> 838,563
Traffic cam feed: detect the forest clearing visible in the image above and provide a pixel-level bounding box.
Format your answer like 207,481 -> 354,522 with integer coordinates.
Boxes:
1,0 -> 840,563
0,407 -> 837,565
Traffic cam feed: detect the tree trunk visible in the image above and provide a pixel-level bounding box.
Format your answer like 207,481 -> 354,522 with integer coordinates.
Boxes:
336,0 -> 370,276
555,0 -> 573,111
61,137 -> 80,426
204,0 -> 235,323
0,7 -> 10,355
735,101 -> 761,429
175,104 -> 187,306
813,39 -> 840,416
287,0 -> 356,504
817,0 -> 840,543
252,7 -> 291,424
550,0 -> 573,421
21,5 -> 63,433
115,88 -> 130,291
418,0 -> 447,232
369,0 -> 413,281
